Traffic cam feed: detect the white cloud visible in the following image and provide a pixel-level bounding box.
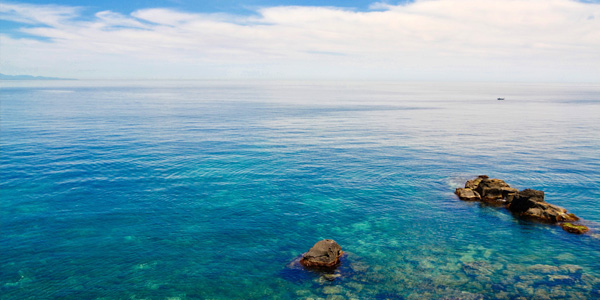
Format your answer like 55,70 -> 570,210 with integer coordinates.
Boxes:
0,2 -> 80,25
0,0 -> 599,81
95,10 -> 148,29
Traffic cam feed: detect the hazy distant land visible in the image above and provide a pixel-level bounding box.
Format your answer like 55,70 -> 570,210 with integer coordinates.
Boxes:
0,73 -> 75,80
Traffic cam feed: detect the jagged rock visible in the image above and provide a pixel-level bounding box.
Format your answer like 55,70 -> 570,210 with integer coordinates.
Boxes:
300,239 -> 343,269
465,175 -> 488,189
456,176 -> 517,204
475,178 -> 518,202
456,177 -> 586,235
507,189 -> 544,212
508,189 -> 578,223
501,187 -> 519,203
560,223 -> 589,234
455,188 -> 481,201
567,213 -> 580,221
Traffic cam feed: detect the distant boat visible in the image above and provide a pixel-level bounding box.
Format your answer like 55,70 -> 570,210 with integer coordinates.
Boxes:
497,97 -> 505,100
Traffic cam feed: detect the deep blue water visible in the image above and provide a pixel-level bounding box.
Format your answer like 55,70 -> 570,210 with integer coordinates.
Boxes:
1,81 -> 600,299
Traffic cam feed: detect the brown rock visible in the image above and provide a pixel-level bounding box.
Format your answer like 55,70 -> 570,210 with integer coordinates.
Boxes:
508,189 -> 578,223
560,223 -> 589,234
465,175 -> 488,189
501,187 -> 519,203
566,213 -> 580,221
300,239 -> 343,269
455,188 -> 481,201
456,178 -> 587,235
475,178 -> 517,202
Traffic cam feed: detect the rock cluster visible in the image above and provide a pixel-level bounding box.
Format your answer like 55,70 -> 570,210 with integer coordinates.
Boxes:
300,239 -> 343,269
455,175 -> 518,205
455,176 -> 589,234
508,189 -> 578,223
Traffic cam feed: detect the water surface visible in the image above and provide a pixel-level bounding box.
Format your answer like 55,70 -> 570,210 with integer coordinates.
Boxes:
1,81 -> 600,299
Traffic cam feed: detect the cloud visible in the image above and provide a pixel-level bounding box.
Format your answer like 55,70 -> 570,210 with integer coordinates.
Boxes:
0,2 -> 80,25
1,0 -> 599,81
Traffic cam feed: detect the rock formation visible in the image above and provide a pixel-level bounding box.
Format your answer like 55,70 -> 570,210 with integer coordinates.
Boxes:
455,175 -> 517,204
454,187 -> 481,201
560,223 -> 589,234
507,189 -> 578,223
300,239 -> 343,269
475,178 -> 518,203
455,176 -> 589,234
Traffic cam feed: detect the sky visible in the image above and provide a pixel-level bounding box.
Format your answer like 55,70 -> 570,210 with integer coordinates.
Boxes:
1,0 -> 599,81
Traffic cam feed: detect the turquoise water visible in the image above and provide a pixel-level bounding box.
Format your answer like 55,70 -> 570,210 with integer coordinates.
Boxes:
1,81 -> 599,299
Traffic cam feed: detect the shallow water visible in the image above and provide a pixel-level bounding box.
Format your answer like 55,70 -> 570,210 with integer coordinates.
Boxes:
1,81 -> 599,299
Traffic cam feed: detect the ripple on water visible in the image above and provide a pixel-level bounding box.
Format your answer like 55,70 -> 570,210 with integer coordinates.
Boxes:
1,81 -> 599,299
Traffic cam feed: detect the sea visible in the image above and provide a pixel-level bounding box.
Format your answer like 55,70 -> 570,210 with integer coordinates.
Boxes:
1,80 -> 599,299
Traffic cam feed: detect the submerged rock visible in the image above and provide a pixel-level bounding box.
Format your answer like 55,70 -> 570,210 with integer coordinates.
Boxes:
300,239 -> 343,269
507,189 -> 578,223
548,274 -> 576,284
560,223 -> 589,234
559,264 -> 583,274
528,264 -> 560,274
462,261 -> 493,276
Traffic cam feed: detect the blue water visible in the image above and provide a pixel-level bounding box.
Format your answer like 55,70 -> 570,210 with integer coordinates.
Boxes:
1,81 -> 599,299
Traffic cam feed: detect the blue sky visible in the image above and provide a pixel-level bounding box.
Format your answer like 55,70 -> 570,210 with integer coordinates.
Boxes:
3,1 -> 400,14
1,0 -> 599,81
0,0 -> 404,36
